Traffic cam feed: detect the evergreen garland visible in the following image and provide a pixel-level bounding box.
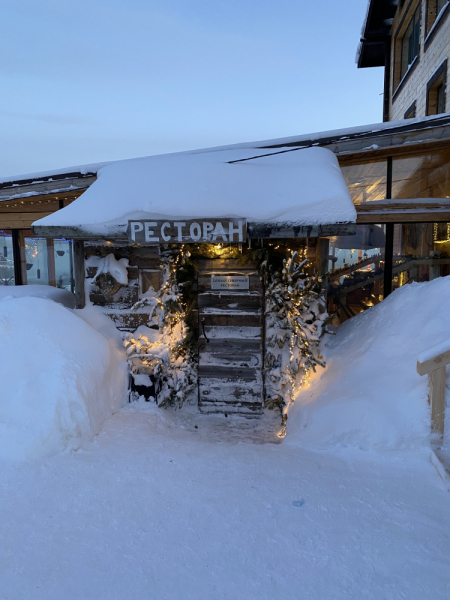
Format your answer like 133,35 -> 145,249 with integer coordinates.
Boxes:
257,244 -> 329,421
125,245 -> 198,407
126,240 -> 329,415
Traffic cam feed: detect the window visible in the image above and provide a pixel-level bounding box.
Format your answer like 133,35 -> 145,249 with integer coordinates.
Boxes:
426,59 -> 447,115
400,6 -> 421,81
393,147 -> 450,198
0,230 -> 16,285
426,0 -> 449,36
392,222 -> 450,292
17,230 -> 74,288
338,159 -> 387,204
404,100 -> 417,118
327,225 -> 386,322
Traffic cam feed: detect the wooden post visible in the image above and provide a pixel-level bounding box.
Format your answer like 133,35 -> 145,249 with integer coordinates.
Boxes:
73,240 -> 85,309
18,229 -> 27,285
430,367 -> 446,440
315,237 -> 330,274
417,348 -> 449,444
11,230 -> 23,285
46,239 -> 56,287
315,238 -> 330,299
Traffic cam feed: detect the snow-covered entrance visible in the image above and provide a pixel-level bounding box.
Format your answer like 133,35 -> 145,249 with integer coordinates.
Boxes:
30,145 -> 357,417
32,146 -> 356,239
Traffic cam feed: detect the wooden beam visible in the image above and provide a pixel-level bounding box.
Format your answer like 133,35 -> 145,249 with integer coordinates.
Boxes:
73,240 -> 85,309
357,211 -> 450,223
247,222 -> 356,238
18,229 -> 27,285
417,348 -> 450,376
315,238 -> 329,274
46,238 -> 56,287
356,199 -> 450,212
0,212 -> 53,229
430,367 -> 446,439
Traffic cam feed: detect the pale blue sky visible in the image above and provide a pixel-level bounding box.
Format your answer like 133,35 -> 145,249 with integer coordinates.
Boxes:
0,0 -> 382,177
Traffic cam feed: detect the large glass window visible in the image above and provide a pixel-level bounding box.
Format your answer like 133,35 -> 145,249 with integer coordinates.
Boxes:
18,231 -> 74,289
400,6 -> 420,81
327,224 -> 386,322
0,230 -> 16,285
21,234 -> 50,285
54,238 -> 74,292
392,148 -> 450,198
339,160 -> 387,204
392,223 -> 450,290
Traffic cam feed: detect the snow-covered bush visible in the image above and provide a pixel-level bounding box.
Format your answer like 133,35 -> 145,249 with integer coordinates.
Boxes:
0,297 -> 128,460
262,249 -> 328,420
126,247 -> 197,406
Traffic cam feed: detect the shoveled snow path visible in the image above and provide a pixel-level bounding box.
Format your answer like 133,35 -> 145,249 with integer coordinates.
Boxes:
1,405 -> 449,600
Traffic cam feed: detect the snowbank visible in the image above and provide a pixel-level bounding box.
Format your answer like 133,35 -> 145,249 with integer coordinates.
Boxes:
0,297 -> 128,460
285,277 -> 450,451
0,284 -> 75,308
33,147 -> 355,234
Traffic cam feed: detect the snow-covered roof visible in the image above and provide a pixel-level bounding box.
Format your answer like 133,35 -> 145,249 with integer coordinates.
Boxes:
4,113 -> 450,188
32,146 -> 356,238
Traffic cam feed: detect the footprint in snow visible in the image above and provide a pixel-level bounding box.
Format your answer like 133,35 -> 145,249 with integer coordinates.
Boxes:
292,499 -> 305,507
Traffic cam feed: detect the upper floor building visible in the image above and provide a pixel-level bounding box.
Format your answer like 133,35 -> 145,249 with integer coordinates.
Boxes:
358,0 -> 450,121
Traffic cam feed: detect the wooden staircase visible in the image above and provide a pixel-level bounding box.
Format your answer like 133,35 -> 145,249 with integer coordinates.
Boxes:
197,259 -> 264,416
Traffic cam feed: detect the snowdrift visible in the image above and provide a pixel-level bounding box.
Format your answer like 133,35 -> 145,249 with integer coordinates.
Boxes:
0,284 -> 75,308
0,297 -> 128,460
285,277 -> 450,451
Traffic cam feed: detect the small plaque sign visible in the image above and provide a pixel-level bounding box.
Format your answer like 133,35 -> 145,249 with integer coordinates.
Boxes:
211,275 -> 249,290
127,218 -> 246,245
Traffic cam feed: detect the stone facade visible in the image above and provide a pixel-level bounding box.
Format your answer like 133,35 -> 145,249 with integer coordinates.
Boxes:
389,0 -> 450,120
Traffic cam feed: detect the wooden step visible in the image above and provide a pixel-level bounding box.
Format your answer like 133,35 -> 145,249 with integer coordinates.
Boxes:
199,404 -> 263,416
199,311 -> 261,328
198,292 -> 261,310
198,365 -> 258,380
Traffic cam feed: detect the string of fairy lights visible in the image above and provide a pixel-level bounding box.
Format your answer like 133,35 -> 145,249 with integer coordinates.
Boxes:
433,222 -> 450,243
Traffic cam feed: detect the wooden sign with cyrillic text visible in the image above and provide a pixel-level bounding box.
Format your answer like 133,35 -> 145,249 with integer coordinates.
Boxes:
127,219 -> 247,244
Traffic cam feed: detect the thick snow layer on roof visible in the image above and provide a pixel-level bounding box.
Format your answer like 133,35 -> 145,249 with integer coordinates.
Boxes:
34,147 -> 355,231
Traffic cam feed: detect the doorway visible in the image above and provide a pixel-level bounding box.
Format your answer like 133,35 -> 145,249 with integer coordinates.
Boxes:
197,258 -> 264,415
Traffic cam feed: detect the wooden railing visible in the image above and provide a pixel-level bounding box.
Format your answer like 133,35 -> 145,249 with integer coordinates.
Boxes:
417,343 -> 449,442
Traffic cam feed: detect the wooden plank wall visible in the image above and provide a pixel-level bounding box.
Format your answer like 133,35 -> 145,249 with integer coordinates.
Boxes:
84,244 -> 161,330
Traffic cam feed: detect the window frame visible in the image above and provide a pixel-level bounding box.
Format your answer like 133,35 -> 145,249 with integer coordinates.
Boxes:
392,0 -> 422,101
425,0 -> 450,49
426,59 -> 448,115
404,100 -> 417,119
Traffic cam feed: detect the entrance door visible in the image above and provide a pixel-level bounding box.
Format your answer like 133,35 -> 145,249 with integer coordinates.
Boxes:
197,258 -> 264,416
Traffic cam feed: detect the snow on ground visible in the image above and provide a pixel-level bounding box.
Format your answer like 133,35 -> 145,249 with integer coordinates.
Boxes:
1,402 -> 449,600
2,280 -> 450,597
0,297 -> 127,460
0,284 -> 75,308
286,277 -> 450,451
